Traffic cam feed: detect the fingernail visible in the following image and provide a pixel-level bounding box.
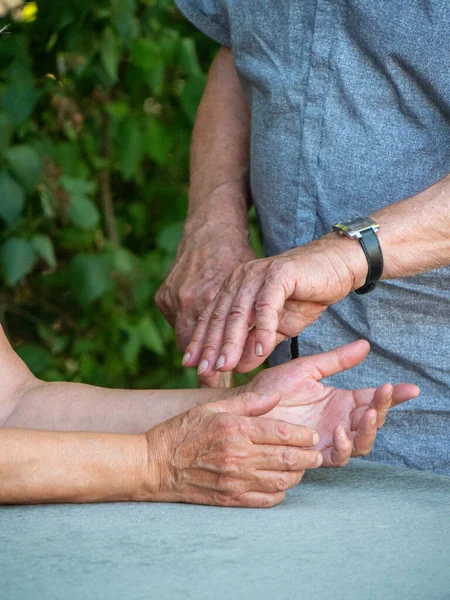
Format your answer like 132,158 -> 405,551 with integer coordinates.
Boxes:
316,453 -> 323,467
197,359 -> 209,375
370,415 -> 377,427
181,352 -> 191,366
255,343 -> 263,357
337,427 -> 346,439
215,354 -> 225,370
312,432 -> 320,445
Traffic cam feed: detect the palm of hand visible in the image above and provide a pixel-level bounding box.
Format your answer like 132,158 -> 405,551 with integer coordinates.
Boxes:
247,368 -> 361,452
238,341 -> 419,467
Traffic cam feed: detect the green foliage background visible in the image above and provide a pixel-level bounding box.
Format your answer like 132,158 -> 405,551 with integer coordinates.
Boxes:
0,1 -> 261,389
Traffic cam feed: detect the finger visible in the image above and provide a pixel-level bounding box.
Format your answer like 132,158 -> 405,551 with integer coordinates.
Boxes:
294,340 -> 371,381
353,383 -> 420,412
351,408 -> 378,457
228,491 -> 286,508
249,418 -> 322,452
244,469 -> 305,493
247,444 -> 319,471
189,468 -> 304,495
253,276 -> 290,361
216,286 -> 262,372
328,425 -> 352,468
196,285 -> 245,377
181,300 -> 217,367
203,490 -> 287,508
390,383 -> 420,408
368,383 -> 393,428
211,391 -> 281,417
234,329 -> 290,373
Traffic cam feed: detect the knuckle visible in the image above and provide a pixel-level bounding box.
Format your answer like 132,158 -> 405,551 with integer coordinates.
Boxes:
228,303 -> 247,319
276,423 -> 291,443
218,454 -> 239,475
210,306 -> 228,322
196,311 -> 211,326
217,474 -> 240,495
216,415 -> 240,437
282,448 -> 297,469
204,287 -> 220,305
155,286 -> 168,307
212,491 -> 234,507
276,472 -> 292,491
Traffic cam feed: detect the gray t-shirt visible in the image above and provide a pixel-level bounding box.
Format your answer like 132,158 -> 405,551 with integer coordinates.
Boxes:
176,0 -> 450,475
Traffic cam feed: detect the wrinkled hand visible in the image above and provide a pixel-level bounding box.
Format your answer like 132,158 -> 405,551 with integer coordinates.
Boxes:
182,237 -> 362,376
243,340 -> 420,467
156,223 -> 256,386
145,391 -> 323,508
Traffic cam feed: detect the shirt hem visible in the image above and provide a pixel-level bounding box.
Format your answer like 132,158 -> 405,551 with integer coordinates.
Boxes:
175,0 -> 231,46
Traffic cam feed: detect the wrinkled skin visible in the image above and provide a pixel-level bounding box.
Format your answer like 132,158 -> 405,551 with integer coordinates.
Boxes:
146,391 -> 322,508
182,237 -> 360,376
156,224 -> 256,386
243,340 -> 420,467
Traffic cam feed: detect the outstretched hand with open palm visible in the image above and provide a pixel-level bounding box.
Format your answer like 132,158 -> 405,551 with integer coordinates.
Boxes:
243,340 -> 420,467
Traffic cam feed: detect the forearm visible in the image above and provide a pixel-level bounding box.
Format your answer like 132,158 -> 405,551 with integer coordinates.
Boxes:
5,381 -> 220,434
327,173 -> 450,287
0,428 -> 152,504
187,47 -> 251,236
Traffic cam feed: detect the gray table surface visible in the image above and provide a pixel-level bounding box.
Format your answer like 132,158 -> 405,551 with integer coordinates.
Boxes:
1,460 -> 449,600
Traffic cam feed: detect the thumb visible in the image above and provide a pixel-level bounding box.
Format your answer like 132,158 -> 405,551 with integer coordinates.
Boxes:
211,391 -> 281,417
299,340 -> 371,380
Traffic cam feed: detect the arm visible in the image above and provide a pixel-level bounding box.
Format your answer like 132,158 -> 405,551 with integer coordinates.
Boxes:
183,173 -> 450,374
0,397 -> 321,507
0,325 -> 321,506
155,47 -> 255,385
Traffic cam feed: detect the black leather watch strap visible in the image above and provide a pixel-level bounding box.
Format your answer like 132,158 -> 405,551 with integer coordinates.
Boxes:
355,228 -> 384,295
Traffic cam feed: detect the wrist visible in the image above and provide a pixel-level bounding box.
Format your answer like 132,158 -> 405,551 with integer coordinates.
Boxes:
186,189 -> 250,240
128,433 -> 160,502
319,233 -> 370,292
142,423 -> 176,502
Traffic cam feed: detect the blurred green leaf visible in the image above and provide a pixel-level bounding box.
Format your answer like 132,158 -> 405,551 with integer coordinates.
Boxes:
6,145 -> 42,193
157,221 -> 185,254
140,314 -> 165,356
111,0 -> 138,47
2,82 -> 38,125
70,254 -> 112,305
67,195 -> 101,229
100,27 -> 120,83
0,237 -> 37,286
110,246 -> 137,276
0,3 -> 258,390
16,344 -> 53,376
131,38 -> 157,70
0,113 -> 14,155
146,120 -> 172,166
117,117 -> 143,179
178,38 -> 202,76
121,325 -> 142,367
60,177 -> 96,196
180,74 -> 206,124
0,170 -> 25,227
31,234 -> 57,268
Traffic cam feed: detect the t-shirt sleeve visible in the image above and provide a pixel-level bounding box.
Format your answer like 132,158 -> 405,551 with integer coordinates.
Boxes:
175,0 -> 231,46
